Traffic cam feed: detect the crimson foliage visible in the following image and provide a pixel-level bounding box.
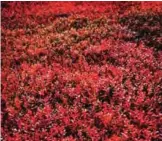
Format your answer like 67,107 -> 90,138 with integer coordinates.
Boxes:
1,2 -> 162,141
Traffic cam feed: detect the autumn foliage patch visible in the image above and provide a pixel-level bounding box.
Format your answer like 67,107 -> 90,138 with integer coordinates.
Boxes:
1,2 -> 162,141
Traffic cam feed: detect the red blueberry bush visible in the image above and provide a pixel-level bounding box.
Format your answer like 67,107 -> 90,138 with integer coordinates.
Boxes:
1,2 -> 162,141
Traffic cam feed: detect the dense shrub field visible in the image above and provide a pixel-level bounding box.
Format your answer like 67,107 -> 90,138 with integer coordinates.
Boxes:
1,2 -> 162,141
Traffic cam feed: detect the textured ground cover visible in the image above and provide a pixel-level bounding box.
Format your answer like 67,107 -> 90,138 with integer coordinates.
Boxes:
1,2 -> 162,141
